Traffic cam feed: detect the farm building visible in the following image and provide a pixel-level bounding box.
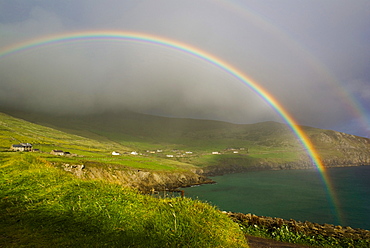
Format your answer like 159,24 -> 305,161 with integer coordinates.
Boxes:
11,143 -> 33,152
50,150 -> 65,156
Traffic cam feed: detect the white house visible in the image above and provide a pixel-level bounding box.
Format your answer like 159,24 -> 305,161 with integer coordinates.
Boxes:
11,143 -> 32,152
131,151 -> 138,155
112,151 -> 120,156
51,150 -> 65,156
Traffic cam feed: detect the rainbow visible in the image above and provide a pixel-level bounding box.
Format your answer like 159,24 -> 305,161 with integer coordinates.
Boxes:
216,0 -> 369,137
0,30 -> 343,224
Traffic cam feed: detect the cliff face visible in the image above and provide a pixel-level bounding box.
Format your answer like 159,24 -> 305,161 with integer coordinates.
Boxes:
203,130 -> 370,176
61,163 -> 213,192
311,130 -> 370,166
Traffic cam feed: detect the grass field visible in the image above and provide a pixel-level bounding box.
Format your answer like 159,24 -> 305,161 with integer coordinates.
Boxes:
0,153 -> 249,247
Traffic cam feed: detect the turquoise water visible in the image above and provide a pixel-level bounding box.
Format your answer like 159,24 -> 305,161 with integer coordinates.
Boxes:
183,166 -> 370,230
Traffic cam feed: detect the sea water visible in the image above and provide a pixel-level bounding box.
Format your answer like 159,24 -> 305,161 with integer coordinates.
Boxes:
183,166 -> 370,230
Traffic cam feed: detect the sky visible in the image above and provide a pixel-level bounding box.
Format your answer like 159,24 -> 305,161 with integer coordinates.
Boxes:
0,0 -> 369,137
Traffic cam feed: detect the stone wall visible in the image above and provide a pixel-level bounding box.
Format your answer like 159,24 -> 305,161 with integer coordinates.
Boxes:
227,212 -> 370,241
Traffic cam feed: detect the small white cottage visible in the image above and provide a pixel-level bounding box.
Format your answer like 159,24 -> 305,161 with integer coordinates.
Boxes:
11,143 -> 33,152
51,150 -> 65,156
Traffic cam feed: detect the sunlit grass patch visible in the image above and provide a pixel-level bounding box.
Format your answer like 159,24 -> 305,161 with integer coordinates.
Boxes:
0,154 -> 248,247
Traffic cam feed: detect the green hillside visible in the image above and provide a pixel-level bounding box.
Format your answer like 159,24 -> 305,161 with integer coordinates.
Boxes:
0,112 -> 196,172
0,112 -> 122,153
2,109 -> 370,173
0,110 -> 306,169
2,110 -> 302,150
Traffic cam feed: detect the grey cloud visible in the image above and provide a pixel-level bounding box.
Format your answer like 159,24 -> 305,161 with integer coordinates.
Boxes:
0,0 -> 369,136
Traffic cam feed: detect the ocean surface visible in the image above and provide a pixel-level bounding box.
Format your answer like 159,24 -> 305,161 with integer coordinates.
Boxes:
182,166 -> 370,230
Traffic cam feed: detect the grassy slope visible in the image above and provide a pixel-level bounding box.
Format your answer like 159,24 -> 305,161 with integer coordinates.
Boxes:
0,153 -> 248,247
1,110 -> 308,170
0,112 -> 196,171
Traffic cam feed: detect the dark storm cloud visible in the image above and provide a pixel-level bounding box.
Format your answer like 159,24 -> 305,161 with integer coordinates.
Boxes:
0,0 -> 369,136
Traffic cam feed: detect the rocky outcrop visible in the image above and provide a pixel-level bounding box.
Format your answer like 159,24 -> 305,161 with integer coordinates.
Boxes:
227,212 -> 370,241
312,130 -> 370,166
62,163 -> 85,177
61,163 -> 214,192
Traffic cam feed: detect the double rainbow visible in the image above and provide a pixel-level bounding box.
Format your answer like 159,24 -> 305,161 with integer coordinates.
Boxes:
0,30 -> 342,224
217,0 -> 369,136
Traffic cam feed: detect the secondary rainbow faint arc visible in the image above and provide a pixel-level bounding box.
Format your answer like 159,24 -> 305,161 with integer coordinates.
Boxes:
0,30 -> 342,223
215,0 -> 369,136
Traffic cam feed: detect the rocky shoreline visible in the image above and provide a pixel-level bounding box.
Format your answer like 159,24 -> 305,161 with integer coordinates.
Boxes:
202,161 -> 370,177
227,212 -> 370,241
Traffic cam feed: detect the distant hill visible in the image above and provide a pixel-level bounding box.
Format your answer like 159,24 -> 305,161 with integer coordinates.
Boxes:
2,109 -> 370,175
0,112 -> 124,153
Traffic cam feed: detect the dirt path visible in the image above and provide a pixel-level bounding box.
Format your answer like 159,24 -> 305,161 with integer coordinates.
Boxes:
246,235 -> 314,248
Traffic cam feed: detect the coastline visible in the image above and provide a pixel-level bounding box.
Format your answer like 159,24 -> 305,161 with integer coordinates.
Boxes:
182,165 -> 370,236
202,162 -> 370,177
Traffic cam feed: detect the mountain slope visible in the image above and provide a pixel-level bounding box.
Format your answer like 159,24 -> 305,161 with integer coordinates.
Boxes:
2,109 -> 370,175
0,112 -> 127,154
0,112 -> 201,172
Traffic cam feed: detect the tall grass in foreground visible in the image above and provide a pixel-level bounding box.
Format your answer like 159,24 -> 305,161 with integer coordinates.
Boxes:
0,154 -> 248,247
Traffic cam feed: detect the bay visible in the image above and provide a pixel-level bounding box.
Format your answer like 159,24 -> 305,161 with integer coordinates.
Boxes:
183,166 -> 370,230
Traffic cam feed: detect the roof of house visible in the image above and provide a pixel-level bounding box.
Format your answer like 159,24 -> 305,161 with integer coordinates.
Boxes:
12,143 -> 32,147
12,144 -> 24,147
